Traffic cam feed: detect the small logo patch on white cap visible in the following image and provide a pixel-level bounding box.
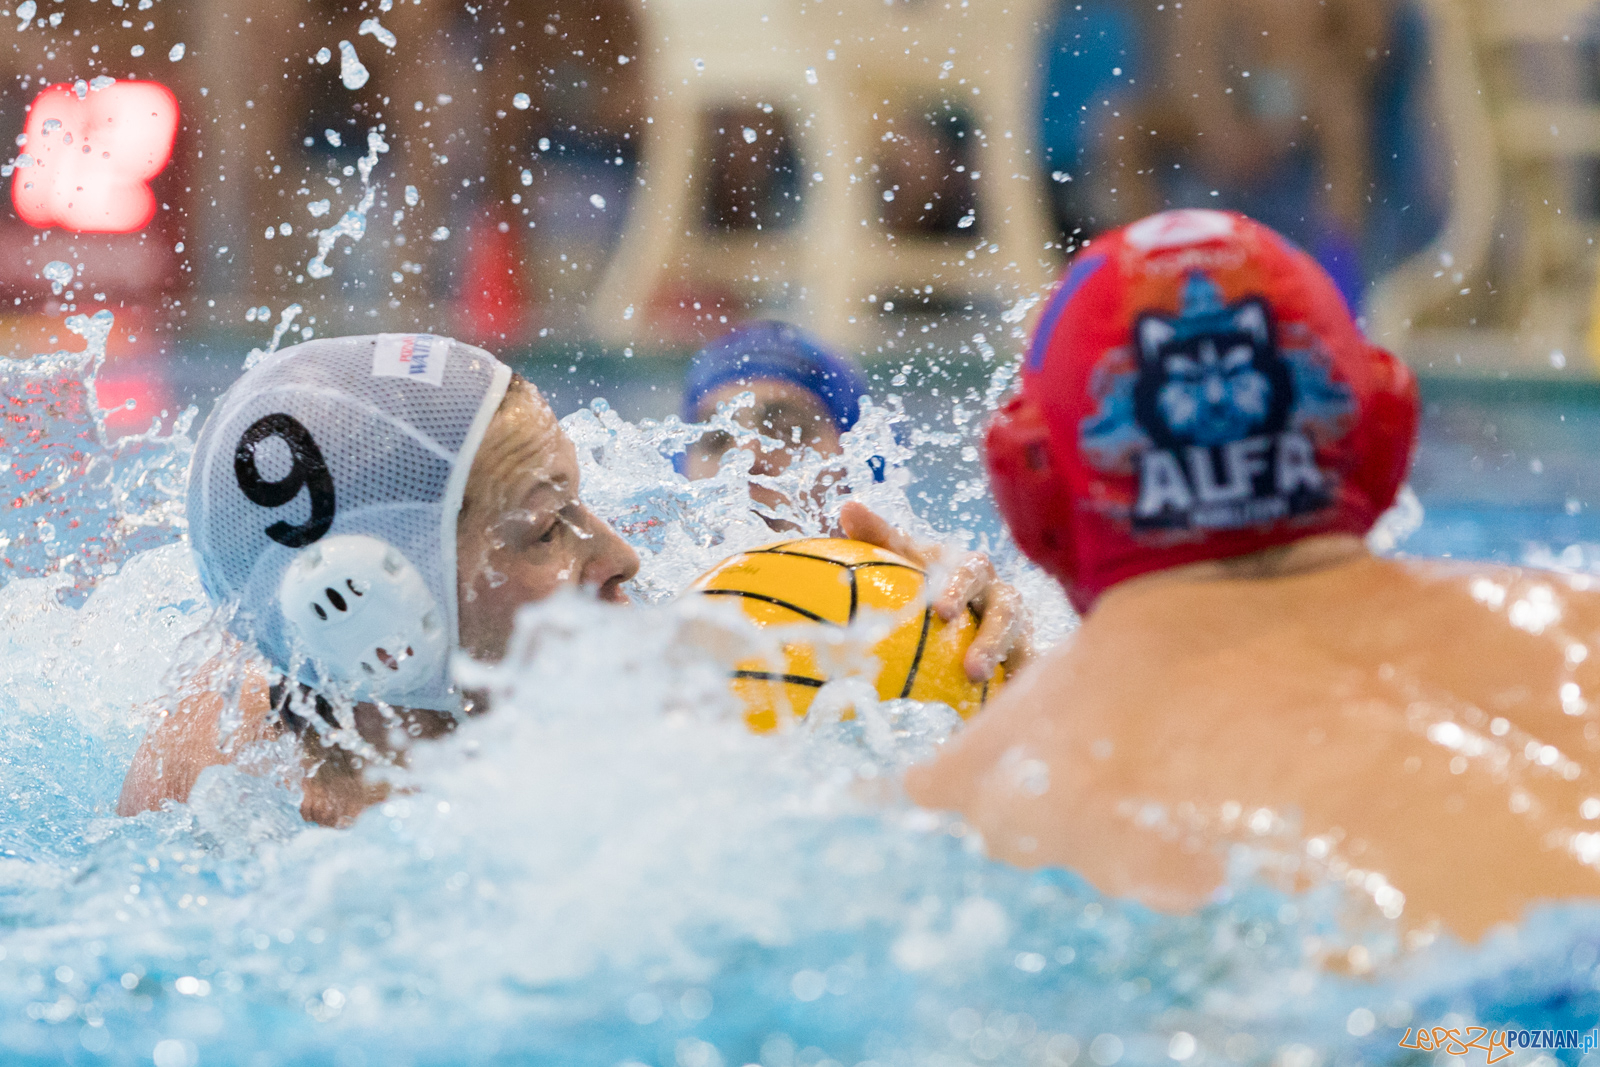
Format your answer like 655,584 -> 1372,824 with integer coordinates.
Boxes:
372,333 -> 451,386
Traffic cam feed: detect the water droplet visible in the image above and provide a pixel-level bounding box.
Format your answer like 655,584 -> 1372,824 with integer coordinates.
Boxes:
168,42 -> 185,62
40,119 -> 60,135
742,127 -> 757,144
882,190 -> 895,202
692,58 -> 706,72
14,0 -> 35,31
42,261 -> 73,296
89,76 -> 116,92
589,194 -> 607,210
512,92 -> 531,110
404,185 -> 419,207
324,129 -> 342,148
307,199 -> 331,218
430,227 -> 449,241
805,67 -> 818,85
358,17 -> 396,49
537,137 -> 551,152
72,80 -> 89,101
338,40 -> 370,90
315,47 -> 332,65
957,212 -> 975,229
519,169 -> 532,187
130,44 -> 144,57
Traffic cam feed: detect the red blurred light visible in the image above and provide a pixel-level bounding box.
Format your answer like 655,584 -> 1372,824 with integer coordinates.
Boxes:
11,81 -> 178,233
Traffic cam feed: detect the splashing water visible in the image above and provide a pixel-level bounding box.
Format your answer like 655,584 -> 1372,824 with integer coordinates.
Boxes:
0,331 -> 1595,1066
305,129 -> 388,280
337,40 -> 370,91
0,310 -> 192,607
40,261 -> 73,296
244,304 -> 304,369
357,17 -> 396,50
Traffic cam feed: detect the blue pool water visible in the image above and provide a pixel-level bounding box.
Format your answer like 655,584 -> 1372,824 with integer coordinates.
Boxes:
3,326 -> 1600,1066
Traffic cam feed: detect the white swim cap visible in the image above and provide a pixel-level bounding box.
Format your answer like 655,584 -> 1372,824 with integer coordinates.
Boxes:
188,334 -> 512,712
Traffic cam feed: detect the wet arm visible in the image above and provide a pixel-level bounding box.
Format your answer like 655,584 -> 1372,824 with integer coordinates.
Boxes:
116,670 -> 277,817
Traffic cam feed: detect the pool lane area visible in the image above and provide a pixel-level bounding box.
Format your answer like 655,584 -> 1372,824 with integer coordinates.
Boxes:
73,333 -> 1600,564
1407,379 -> 1600,563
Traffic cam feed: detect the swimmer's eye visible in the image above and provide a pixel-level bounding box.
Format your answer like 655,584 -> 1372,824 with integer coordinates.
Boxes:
536,520 -> 559,544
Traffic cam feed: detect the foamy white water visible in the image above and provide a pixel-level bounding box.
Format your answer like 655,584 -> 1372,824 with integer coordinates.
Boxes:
0,321 -> 1594,1067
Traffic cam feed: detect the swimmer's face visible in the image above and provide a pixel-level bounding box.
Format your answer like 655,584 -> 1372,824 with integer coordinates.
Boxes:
456,378 -> 640,662
683,379 -> 842,502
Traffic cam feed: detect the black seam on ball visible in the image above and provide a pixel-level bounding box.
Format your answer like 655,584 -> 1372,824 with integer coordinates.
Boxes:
900,607 -> 934,699
732,670 -> 826,688
753,546 -> 926,578
849,561 -> 925,576
699,588 -> 834,625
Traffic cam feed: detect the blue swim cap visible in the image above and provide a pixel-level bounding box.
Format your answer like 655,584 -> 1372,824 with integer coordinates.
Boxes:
682,321 -> 869,432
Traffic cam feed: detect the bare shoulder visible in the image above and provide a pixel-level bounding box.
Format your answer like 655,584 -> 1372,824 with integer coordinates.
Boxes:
906,638 -> 1084,809
1385,555 -> 1600,620
116,664 -> 278,817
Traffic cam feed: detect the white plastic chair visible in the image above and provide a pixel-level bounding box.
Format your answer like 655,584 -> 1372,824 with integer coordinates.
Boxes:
588,0 -> 1060,351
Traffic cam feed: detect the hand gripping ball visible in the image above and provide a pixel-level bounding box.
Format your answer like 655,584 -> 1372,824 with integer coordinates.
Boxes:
685,538 -> 1003,732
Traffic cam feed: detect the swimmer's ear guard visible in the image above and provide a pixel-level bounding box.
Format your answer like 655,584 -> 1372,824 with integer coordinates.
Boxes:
987,209 -> 1420,615
188,335 -> 513,713
277,534 -> 450,701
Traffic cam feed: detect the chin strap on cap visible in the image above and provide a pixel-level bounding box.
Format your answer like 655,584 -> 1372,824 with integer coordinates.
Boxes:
278,534 -> 450,702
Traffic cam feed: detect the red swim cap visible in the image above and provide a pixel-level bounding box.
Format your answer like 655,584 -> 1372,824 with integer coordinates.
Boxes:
986,210 -> 1418,613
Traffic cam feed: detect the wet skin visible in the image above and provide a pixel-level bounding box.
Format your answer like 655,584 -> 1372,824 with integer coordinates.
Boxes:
908,535 -> 1600,942
120,379 -> 1028,826
682,378 -> 842,516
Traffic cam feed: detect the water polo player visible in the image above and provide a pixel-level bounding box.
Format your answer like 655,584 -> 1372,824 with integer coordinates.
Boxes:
120,335 -> 1027,827
680,320 -> 878,519
910,209 -> 1600,939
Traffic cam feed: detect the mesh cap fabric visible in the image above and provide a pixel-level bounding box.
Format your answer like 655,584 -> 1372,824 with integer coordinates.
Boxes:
187,334 -> 513,711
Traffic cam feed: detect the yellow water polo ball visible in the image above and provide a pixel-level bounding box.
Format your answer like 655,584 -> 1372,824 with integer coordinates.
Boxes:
685,538 -> 1003,732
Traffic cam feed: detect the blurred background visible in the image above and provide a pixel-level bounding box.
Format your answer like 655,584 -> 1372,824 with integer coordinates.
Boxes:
3,0 -> 1600,555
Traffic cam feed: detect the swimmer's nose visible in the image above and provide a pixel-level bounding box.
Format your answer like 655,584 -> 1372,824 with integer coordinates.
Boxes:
579,506 -> 639,604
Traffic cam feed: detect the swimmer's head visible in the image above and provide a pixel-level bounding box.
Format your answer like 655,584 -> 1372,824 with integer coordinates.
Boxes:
683,320 -> 868,432
681,321 -> 868,476
987,210 -> 1418,613
454,374 -> 638,662
188,335 -> 638,711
